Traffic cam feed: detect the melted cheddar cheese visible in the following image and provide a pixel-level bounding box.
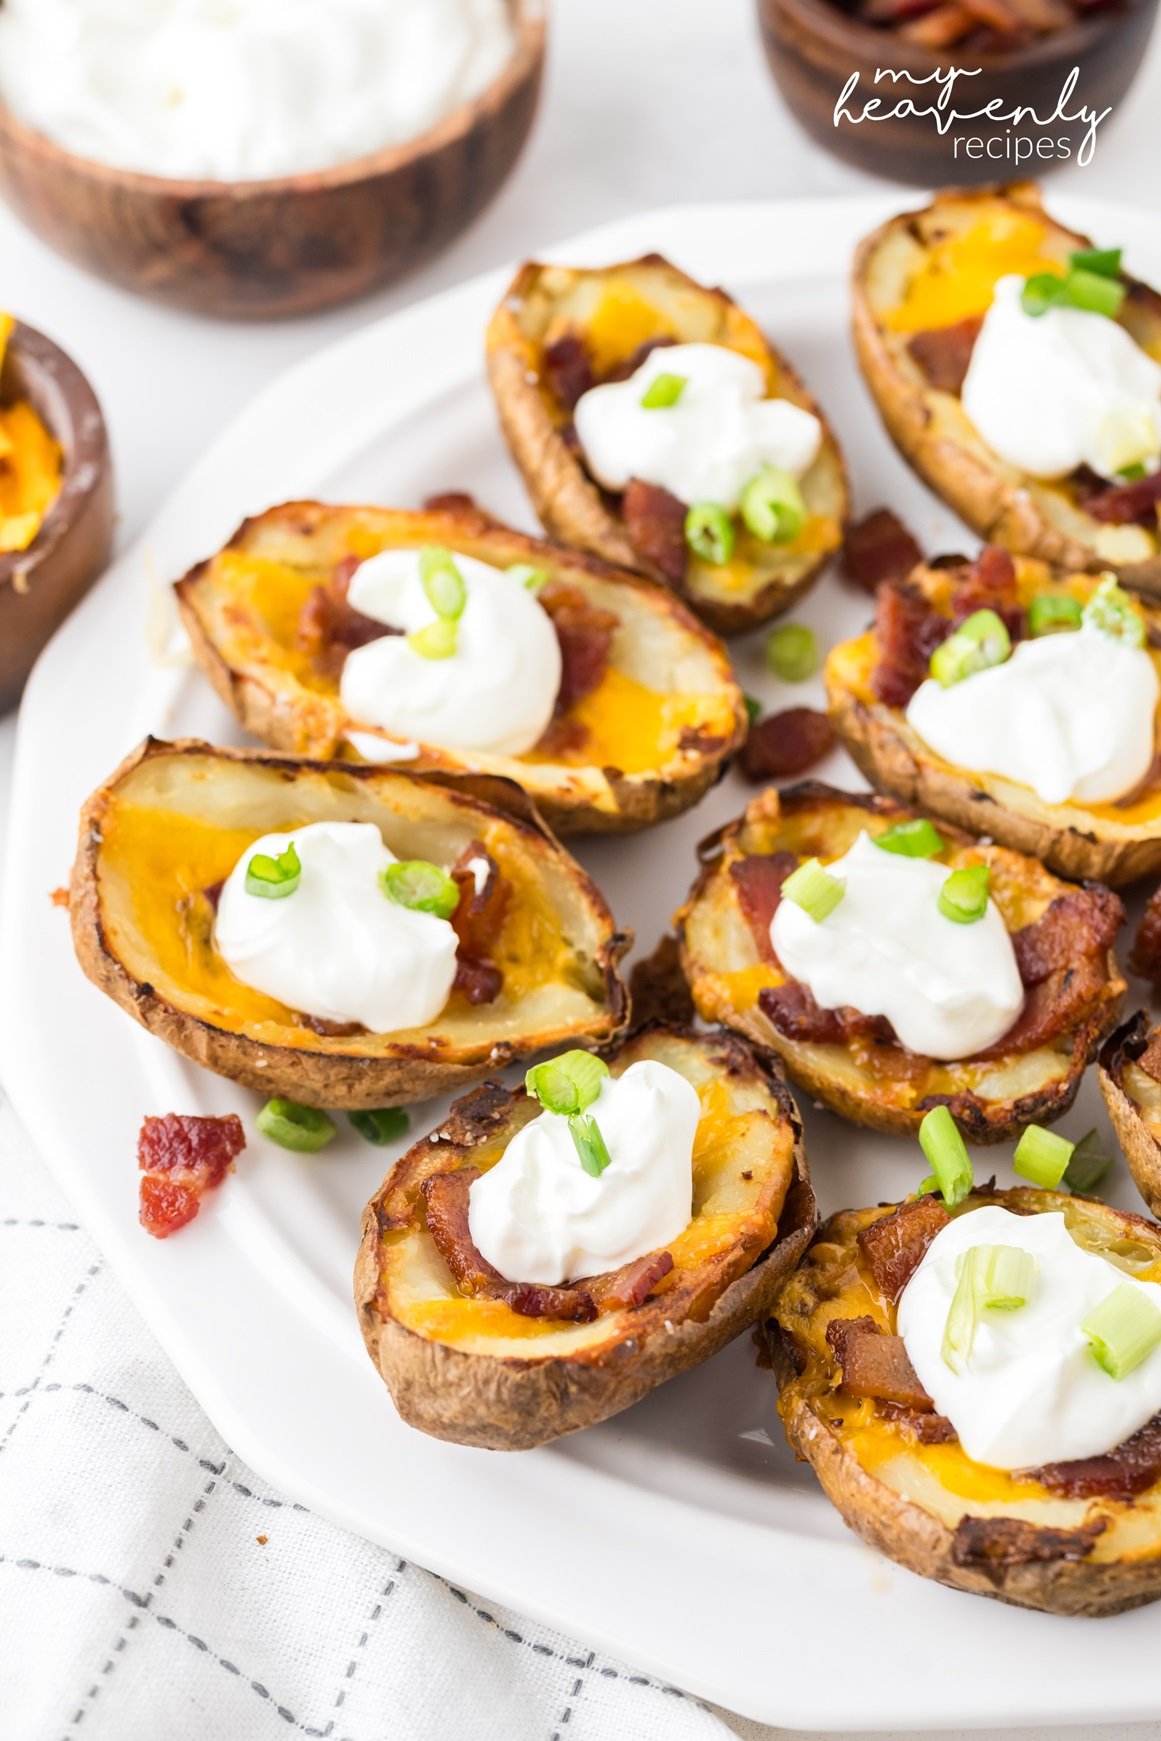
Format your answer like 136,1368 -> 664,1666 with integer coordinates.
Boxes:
885,211 -> 1065,334
0,313 -> 62,555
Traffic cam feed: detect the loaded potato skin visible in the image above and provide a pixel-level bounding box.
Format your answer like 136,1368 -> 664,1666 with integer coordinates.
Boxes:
770,1186 -> 1161,1616
1100,1014 -> 1161,1219
486,253 -> 848,634
355,1025 -> 816,1450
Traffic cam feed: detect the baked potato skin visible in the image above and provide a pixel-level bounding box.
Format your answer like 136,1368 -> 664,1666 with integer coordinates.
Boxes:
70,738 -> 630,1109
826,557 -> 1161,888
771,1187 -> 1161,1616
1100,1013 -> 1161,1218
355,1025 -> 817,1449
675,782 -> 1125,1141
852,182 -> 1161,591
486,254 -> 849,634
174,495 -> 746,837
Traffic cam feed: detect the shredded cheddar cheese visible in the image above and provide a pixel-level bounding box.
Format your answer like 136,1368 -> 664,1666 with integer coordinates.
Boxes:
885,212 -> 1065,335
0,313 -> 62,555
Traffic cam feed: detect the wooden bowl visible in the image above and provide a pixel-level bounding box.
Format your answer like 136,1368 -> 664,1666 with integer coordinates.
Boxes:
755,0 -> 1158,185
0,321 -> 114,714
0,0 -> 545,320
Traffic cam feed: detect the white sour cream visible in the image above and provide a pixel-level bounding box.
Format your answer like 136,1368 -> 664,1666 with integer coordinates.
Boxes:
898,1205 -> 1161,1470
906,625 -> 1159,807
215,821 -> 457,1032
962,275 -> 1161,480
468,1061 -> 699,1286
573,343 -> 822,512
0,0 -> 515,182
768,832 -> 1023,1061
339,548 -> 562,758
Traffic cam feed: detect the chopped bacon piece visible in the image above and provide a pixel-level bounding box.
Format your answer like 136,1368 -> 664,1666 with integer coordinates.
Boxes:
899,2 -> 974,44
951,1515 -> 1107,1568
1138,1029 -> 1161,1085
729,852 -> 799,962
421,1168 -> 597,1321
450,842 -> 507,1008
50,885 -> 70,909
628,934 -> 696,1027
759,982 -> 895,1046
878,1400 -> 958,1443
588,1249 -> 675,1310
858,1197 -> 951,1301
976,954 -> 1108,1060
826,1316 -> 934,1408
906,315 -> 983,394
621,478 -> 687,587
297,554 -> 393,677
298,1014 -> 365,1037
871,579 -> 947,707
842,508 -> 923,594
739,709 -> 835,782
1084,469 -> 1161,527
138,1113 -> 245,1239
538,580 -> 618,715
543,332 -> 595,411
1030,1414 -> 1161,1500
599,336 -> 676,385
949,544 -> 1022,634
1011,886 -> 1124,985
1131,887 -> 1161,991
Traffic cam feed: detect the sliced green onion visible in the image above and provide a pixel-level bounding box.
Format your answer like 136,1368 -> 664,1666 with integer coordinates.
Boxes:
938,863 -> 990,925
507,562 -> 549,592
348,1107 -> 409,1146
256,1098 -> 337,1153
942,1250 -> 980,1370
1064,1129 -> 1114,1195
684,502 -> 735,566
1065,267 -> 1126,319
918,1104 -> 974,1208
1013,1123 -> 1074,1188
873,818 -> 945,859
765,622 -> 818,682
380,859 -> 460,919
1028,592 -> 1083,637
407,619 -> 458,660
419,546 -> 467,621
525,1049 -> 609,1118
740,467 -> 806,545
1119,462 -> 1150,483
245,841 -> 301,900
1021,272 -> 1065,318
781,857 -> 844,923
640,372 -> 688,410
1021,262 -> 1125,321
942,1244 -> 1038,1371
1082,1283 -> 1161,1380
743,693 -> 762,726
1071,246 -> 1122,279
1082,574 -> 1146,647
570,1111 -> 614,1177
930,609 -> 1011,687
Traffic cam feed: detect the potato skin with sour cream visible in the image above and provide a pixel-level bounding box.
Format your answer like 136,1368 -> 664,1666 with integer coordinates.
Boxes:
69,738 -> 629,1109
827,554 -> 1161,888
852,183 -> 1161,593
174,495 -> 746,836
355,1024 -> 815,1450
770,1186 -> 1161,1616
675,783 -> 1125,1141
486,253 -> 849,634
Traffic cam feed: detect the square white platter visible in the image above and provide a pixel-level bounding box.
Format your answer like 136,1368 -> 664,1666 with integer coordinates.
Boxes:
4,196 -> 1161,1731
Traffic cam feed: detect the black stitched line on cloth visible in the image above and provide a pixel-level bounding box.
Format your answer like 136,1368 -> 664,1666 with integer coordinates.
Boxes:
1,1217 -> 80,1231
551,1674 -> 584,1740
305,1561 -> 405,1741
0,1261 -> 102,1458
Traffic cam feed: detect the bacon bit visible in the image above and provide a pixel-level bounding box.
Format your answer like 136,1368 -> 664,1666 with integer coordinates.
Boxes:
729,851 -> 799,963
531,714 -> 590,760
1131,887 -> 1161,990
450,842 -> 506,1008
588,1249 -> 675,1311
538,580 -> 618,715
871,579 -> 947,707
421,1168 -> 598,1321
739,708 -> 835,782
1011,886 -> 1124,985
628,934 -> 696,1027
543,332 -> 596,411
138,1113 -> 245,1239
50,886 -> 69,909
203,879 -> 224,913
858,1197 -> 951,1301
952,1515 -> 1107,1567
826,1316 -> 934,1408
599,336 -> 676,385
1084,469 -> 1161,527
899,1 -> 974,43
1138,1029 -> 1161,1084
906,315 -> 984,394
948,544 -> 1024,641
759,982 -> 896,1046
842,508 -> 923,594
977,954 -> 1109,1060
1030,1414 -> 1161,1500
298,1014 -> 365,1038
878,1400 -> 958,1443
256,1535 -> 268,1546
621,478 -> 687,587
297,553 -> 392,678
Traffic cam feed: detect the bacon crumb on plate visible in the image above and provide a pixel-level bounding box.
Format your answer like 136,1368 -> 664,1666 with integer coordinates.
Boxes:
138,1112 -> 245,1239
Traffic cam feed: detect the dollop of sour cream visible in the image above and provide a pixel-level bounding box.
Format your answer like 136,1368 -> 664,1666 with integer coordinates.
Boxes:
468,1061 -> 700,1286
898,1205 -> 1161,1469
573,343 -> 822,513
215,821 -> 457,1032
339,548 -> 562,758
0,0 -> 515,182
769,832 -> 1023,1061
906,625 -> 1159,807
962,275 -> 1161,480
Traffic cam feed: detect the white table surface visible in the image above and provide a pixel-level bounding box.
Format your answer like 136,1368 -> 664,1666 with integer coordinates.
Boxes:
2,2 -> 1160,1735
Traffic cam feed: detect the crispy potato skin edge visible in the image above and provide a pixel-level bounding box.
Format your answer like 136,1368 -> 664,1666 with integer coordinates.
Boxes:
1100,1013 -> 1161,1219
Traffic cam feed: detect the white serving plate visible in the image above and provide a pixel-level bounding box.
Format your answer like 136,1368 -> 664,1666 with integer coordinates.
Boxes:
5,196 -> 1161,1732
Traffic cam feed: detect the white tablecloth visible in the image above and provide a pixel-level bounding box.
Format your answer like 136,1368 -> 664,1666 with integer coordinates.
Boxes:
3,2 -> 1161,1735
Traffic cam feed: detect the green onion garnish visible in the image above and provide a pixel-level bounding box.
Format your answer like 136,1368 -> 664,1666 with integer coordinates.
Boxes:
1081,574 -> 1146,647
781,857 -> 844,923
1021,272 -> 1066,318
1071,246 -> 1122,279
938,863 -> 990,925
1013,1123 -> 1074,1189
525,1049 -> 610,1118
743,693 -> 762,726
407,619 -> 459,660
918,1104 -> 974,1207
765,622 -> 818,683
1082,1283 -> 1161,1380
380,859 -> 460,919
740,467 -> 806,545
507,563 -> 549,592
930,609 -> 1011,688
1028,593 -> 1083,637
1021,251 -> 1126,322
570,1111 -> 614,1177
348,1107 -> 410,1146
1065,268 -> 1126,319
1119,462 -> 1150,483
245,841 -> 301,900
1064,1129 -> 1114,1195
873,818 -> 945,859
942,1243 -> 1038,1371
640,372 -> 688,410
419,546 -> 467,621
256,1098 -> 337,1153
684,502 -> 735,566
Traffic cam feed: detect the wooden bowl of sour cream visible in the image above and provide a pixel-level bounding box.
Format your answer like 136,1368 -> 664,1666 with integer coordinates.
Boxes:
0,0 -> 545,320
